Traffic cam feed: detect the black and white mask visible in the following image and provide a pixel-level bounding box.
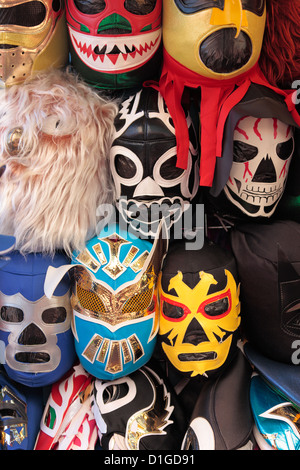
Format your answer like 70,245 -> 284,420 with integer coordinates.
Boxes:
92,365 -> 187,450
224,116 -> 294,217
110,87 -> 199,237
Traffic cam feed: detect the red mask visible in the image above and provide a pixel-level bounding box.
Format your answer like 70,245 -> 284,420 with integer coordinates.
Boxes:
66,0 -> 162,89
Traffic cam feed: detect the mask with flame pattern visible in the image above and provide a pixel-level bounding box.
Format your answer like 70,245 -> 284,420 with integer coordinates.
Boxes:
0,0 -> 69,87
44,223 -> 168,380
163,0 -> 266,79
158,240 -> 241,378
66,0 -> 162,89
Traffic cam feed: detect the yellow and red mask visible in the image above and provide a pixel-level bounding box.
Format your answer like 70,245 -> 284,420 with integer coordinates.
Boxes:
147,0 -> 300,189
163,0 -> 266,79
158,240 -> 241,377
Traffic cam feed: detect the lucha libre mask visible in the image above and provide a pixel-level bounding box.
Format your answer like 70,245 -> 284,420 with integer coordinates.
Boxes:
0,0 -> 69,87
35,363 -> 97,450
110,86 -> 199,237
231,220 -> 300,364
0,370 -> 45,450
181,350 -> 253,450
0,251 -> 76,387
92,364 -> 188,450
250,373 -> 300,451
44,223 -> 167,380
66,0 -> 162,89
158,239 -> 241,378
224,116 -> 295,217
163,0 -> 266,79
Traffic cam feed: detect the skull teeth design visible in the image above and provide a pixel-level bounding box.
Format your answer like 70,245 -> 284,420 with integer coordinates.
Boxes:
69,28 -> 161,73
118,197 -> 187,237
234,183 -> 283,204
224,182 -> 284,216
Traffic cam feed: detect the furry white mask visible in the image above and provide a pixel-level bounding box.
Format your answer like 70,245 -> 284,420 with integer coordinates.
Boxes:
0,69 -> 118,256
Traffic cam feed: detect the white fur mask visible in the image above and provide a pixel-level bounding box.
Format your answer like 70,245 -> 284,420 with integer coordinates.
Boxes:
0,69 -> 118,256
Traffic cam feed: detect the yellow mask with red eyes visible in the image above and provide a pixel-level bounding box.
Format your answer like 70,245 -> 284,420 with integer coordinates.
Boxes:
163,0 -> 266,79
158,269 -> 241,377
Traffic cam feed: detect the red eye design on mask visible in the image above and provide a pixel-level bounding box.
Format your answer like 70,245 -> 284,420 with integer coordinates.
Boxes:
161,295 -> 191,322
197,288 -> 232,320
161,288 -> 232,322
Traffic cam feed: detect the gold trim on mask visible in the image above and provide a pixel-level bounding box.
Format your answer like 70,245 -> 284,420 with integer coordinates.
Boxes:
101,233 -> 131,280
106,341 -> 122,374
130,251 -> 150,273
97,338 -> 110,363
93,243 -> 107,265
262,402 -> 300,439
71,266 -> 157,326
82,334 -> 103,363
126,368 -> 173,450
0,385 -> 27,449
123,246 -> 139,267
0,5 -> 68,86
76,249 -> 101,273
81,332 -> 145,374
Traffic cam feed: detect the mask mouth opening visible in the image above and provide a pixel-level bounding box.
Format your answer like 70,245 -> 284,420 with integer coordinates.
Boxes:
178,351 -> 217,361
15,352 -> 50,363
200,28 -> 252,74
118,196 -> 184,236
225,183 -> 280,215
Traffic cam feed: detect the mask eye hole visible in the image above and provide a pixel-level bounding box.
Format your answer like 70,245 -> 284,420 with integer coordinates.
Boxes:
241,0 -> 265,16
124,0 -> 156,15
233,141 -> 258,163
42,307 -> 67,324
74,0 -> 106,14
0,1 -> 46,27
162,298 -> 189,321
276,137 -> 294,160
159,155 -> 185,181
76,284 -> 106,314
204,297 -> 229,317
0,306 -> 24,323
174,0 -> 223,14
198,289 -> 232,319
115,153 -> 137,179
122,288 -> 153,314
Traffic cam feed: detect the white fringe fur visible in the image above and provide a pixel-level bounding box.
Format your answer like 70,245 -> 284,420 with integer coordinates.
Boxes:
0,68 -> 118,256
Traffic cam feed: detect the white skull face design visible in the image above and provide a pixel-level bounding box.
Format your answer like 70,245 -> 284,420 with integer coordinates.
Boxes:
110,88 -> 199,237
224,116 -> 294,217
